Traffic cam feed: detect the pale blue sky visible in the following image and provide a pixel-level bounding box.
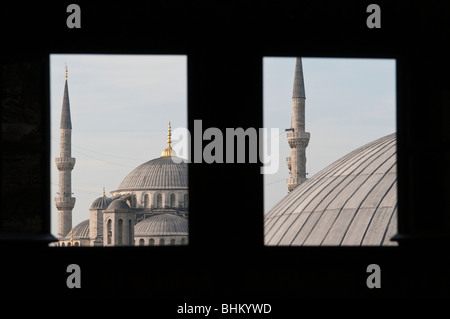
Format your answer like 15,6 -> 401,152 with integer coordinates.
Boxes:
50,55 -> 395,236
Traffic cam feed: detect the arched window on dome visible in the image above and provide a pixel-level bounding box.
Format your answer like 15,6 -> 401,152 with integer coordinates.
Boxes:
144,194 -> 149,208
61,242 -> 65,247
159,238 -> 165,246
181,238 -> 186,245
170,238 -> 176,245
170,193 -> 176,208
184,194 -> 188,208
156,193 -> 162,208
117,219 -> 123,245
149,238 -> 155,246
139,238 -> 145,246
107,219 -> 112,245
74,242 -> 79,247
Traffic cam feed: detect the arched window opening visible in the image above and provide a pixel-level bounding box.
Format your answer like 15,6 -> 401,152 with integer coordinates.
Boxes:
117,219 -> 123,245
139,238 -> 145,246
181,238 -> 186,245
159,238 -> 165,246
149,238 -> 155,246
107,219 -> 112,245
184,194 -> 188,208
170,193 -> 176,208
144,194 -> 149,208
170,238 -> 176,245
157,193 -> 162,208
128,219 -> 133,245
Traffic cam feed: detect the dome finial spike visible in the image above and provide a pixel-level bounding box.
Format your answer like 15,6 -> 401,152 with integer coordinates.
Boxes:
102,186 -> 106,198
65,63 -> 68,80
161,121 -> 176,157
167,121 -> 172,145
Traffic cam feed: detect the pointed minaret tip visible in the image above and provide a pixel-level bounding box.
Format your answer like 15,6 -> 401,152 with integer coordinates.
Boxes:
293,57 -> 306,99
60,65 -> 72,129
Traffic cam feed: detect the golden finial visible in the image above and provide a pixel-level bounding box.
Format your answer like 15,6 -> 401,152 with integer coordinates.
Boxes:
167,121 -> 172,145
70,228 -> 74,246
65,63 -> 68,80
102,186 -> 106,198
161,121 -> 177,157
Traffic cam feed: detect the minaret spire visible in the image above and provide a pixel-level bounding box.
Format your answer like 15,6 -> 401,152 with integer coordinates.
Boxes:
55,65 -> 76,240
286,57 -> 310,192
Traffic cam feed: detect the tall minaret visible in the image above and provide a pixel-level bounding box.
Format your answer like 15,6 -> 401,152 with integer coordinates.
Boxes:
55,65 -> 76,239
286,57 -> 310,192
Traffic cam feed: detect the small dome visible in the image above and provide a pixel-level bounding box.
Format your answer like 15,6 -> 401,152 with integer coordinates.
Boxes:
265,133 -> 397,246
116,156 -> 188,191
134,213 -> 188,236
105,198 -> 131,211
63,219 -> 90,240
90,196 -> 113,210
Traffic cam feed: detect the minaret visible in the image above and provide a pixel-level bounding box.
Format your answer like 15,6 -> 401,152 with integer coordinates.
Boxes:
286,57 -> 310,192
55,65 -> 76,239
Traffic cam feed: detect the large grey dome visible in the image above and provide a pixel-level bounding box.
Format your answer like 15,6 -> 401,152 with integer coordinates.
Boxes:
134,213 -> 188,236
117,156 -> 188,191
63,219 -> 90,240
265,133 -> 397,246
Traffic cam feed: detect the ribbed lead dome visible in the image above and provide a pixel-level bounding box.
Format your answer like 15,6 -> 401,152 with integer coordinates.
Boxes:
134,213 -> 188,236
265,133 -> 397,246
90,196 -> 113,210
117,157 -> 188,191
63,219 -> 90,240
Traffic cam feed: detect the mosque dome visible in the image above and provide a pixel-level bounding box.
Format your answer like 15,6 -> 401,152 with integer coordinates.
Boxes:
63,219 -> 90,240
265,133 -> 397,246
90,192 -> 113,210
105,198 -> 132,211
116,156 -> 188,191
134,213 -> 188,236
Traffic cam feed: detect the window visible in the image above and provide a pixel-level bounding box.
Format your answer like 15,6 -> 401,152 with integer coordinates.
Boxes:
117,219 -> 123,245
139,238 -> 144,246
184,194 -> 188,208
107,219 -> 112,245
144,194 -> 149,208
263,57 -> 396,246
149,238 -> 154,246
170,238 -> 176,245
49,54 -> 188,247
128,219 -> 133,245
170,193 -> 176,208
156,194 -> 162,209
159,238 -> 165,246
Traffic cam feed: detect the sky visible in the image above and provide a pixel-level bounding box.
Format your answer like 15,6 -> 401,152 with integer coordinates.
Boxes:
50,55 -> 395,237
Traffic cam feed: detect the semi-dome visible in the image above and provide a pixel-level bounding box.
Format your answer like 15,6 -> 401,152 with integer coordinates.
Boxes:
134,213 -> 188,236
265,133 -> 397,246
90,195 -> 113,210
116,156 -> 188,191
63,219 -> 90,240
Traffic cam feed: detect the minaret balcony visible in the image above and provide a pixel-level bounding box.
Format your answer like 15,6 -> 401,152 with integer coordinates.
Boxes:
55,157 -> 76,170
287,131 -> 310,149
54,197 -> 76,210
